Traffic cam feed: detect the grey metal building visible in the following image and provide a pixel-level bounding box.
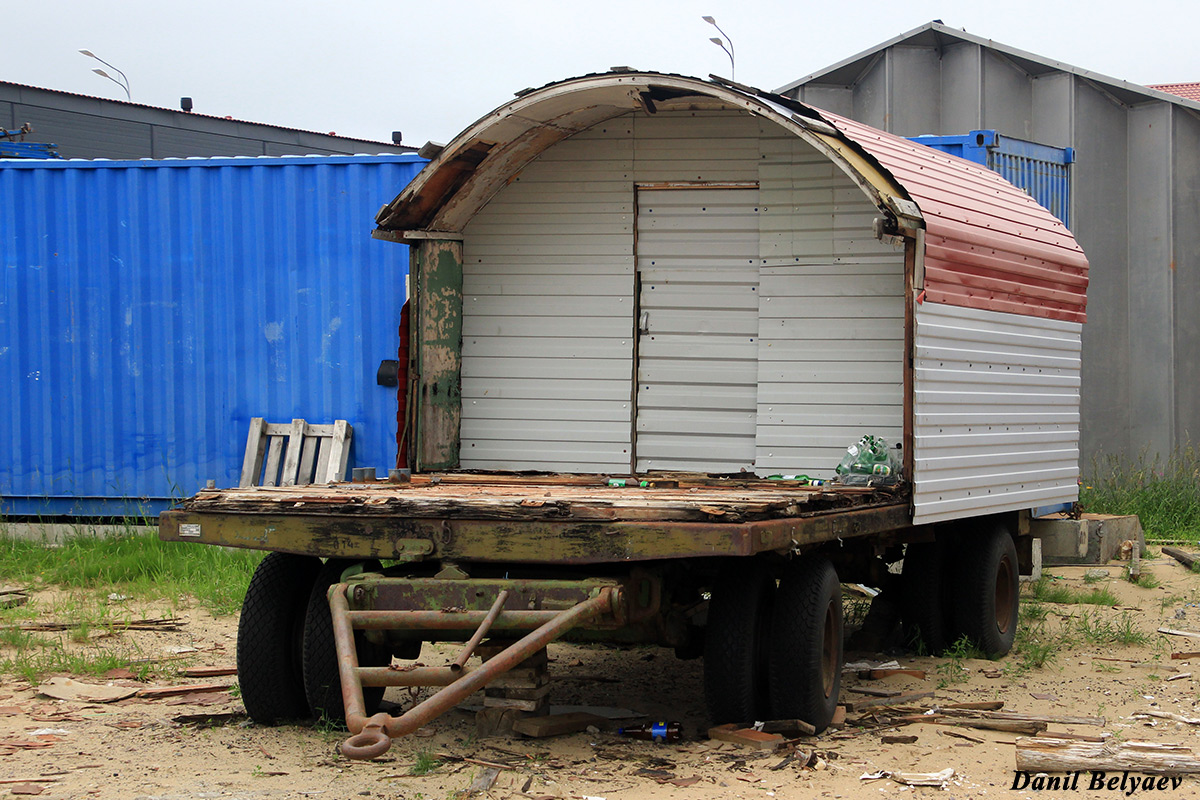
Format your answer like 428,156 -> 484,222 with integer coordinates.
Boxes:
1,80 -> 414,159
777,22 -> 1200,464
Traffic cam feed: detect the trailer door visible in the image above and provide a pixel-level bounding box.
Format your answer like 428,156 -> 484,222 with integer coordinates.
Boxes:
634,186 -> 760,473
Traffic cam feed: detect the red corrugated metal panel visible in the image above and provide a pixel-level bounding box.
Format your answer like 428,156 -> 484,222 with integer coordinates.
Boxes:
823,112 -> 1088,324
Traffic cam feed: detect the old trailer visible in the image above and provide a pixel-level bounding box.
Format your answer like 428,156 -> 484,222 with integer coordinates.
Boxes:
159,71 -> 1087,758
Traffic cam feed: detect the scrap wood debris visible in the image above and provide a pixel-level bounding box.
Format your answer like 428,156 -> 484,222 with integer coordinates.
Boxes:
1,616 -> 180,633
861,767 -> 955,787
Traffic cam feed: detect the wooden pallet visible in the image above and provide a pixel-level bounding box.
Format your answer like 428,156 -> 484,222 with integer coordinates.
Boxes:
239,418 -> 353,487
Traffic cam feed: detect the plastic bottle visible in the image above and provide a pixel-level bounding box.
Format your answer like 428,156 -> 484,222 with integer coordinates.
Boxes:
617,721 -> 682,743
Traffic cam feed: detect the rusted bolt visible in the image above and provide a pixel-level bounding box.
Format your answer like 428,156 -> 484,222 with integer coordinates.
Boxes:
353,585 -> 367,603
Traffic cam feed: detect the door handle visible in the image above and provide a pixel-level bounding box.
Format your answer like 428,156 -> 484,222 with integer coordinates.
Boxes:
639,310 -> 650,334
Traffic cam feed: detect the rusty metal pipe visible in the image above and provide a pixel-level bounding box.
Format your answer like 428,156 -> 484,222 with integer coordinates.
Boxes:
357,665 -> 475,688
329,583 -> 369,728
452,588 -> 509,671
346,608 -> 574,630
340,587 -> 617,758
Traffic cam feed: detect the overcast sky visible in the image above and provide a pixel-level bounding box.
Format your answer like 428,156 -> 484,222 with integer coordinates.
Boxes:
5,0 -> 1197,147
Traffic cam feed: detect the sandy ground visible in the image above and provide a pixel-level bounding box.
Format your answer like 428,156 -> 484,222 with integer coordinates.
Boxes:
2,550 -> 1200,800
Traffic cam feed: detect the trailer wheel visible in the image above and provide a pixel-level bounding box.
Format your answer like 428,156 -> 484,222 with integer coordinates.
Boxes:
237,551 -> 322,725
302,559 -> 393,726
703,559 -> 774,723
953,523 -> 1019,657
901,541 -> 954,654
767,555 -> 843,732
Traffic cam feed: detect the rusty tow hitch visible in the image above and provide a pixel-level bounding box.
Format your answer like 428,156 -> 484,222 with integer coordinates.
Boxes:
330,582 -> 622,759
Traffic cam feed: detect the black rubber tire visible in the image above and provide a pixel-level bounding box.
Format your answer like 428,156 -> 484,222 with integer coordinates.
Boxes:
703,559 -> 775,724
301,559 -> 393,726
237,551 -> 322,725
901,541 -> 954,655
952,523 -> 1020,657
766,555 -> 843,733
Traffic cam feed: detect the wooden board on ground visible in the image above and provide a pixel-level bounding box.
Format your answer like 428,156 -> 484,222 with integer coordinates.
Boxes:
511,711 -> 608,738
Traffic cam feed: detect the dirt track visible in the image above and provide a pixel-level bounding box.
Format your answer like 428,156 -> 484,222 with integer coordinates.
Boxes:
2,553 -> 1200,799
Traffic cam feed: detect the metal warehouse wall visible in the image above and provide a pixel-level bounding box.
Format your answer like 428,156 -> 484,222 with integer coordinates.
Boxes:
0,154 -> 424,517
780,26 -> 1200,464
0,81 -> 415,159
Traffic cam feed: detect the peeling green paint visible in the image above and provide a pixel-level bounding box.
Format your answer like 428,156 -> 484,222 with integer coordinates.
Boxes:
415,240 -> 463,470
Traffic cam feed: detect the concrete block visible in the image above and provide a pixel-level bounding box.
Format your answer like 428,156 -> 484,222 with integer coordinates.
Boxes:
1032,514 -> 1145,566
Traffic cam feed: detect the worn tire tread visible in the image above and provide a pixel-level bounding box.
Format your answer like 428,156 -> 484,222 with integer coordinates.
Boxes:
767,556 -> 843,732
301,559 -> 390,726
953,524 -> 1020,657
237,552 -> 321,725
703,560 -> 774,724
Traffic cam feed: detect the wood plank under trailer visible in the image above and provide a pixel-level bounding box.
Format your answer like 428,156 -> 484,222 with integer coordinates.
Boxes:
158,473 -> 911,564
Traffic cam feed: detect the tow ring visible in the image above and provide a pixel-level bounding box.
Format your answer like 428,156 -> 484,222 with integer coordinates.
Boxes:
342,712 -> 392,760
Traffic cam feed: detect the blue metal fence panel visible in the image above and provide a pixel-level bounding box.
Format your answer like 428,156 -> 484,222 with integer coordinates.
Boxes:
0,154 -> 425,517
908,130 -> 1074,229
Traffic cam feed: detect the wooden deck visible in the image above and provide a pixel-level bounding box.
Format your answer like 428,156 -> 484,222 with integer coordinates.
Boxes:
162,473 -> 912,565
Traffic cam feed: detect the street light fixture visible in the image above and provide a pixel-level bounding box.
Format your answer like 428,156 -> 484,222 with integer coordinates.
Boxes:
79,49 -> 131,101
702,15 -> 735,80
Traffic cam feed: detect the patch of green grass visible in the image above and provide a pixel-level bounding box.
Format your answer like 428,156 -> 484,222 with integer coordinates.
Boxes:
1074,610 -> 1148,646
0,527 -> 262,615
1024,577 -> 1117,607
410,751 -> 442,776
1130,571 -> 1161,589
1081,447 -> 1200,544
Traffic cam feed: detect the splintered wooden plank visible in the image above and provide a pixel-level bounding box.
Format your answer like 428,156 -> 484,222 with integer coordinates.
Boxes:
298,434 -> 320,485
279,419 -> 308,487
239,418 -> 269,488
328,421 -> 352,483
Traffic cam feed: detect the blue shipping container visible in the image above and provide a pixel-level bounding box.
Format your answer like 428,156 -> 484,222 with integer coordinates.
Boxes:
908,130 -> 1074,229
0,154 -> 425,517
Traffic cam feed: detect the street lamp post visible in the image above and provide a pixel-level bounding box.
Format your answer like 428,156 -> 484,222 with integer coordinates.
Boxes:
702,16 -> 735,80
79,49 -> 131,101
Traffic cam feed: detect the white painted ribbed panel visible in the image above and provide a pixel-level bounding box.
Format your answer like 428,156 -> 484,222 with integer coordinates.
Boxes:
913,302 -> 1082,524
460,119 -> 636,472
635,188 -> 760,473
754,126 -> 906,476
460,110 -> 906,475
460,111 -> 769,472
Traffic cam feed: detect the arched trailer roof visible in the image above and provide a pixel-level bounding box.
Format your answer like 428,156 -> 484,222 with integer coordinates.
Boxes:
376,72 -> 1086,323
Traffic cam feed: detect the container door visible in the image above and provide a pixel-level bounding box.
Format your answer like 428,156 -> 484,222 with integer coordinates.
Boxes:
634,187 -> 760,473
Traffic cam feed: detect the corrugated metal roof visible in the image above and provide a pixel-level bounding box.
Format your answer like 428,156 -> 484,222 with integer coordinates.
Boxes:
823,112 -> 1087,323
0,80 -> 404,148
1148,82 -> 1200,102
775,22 -> 1200,114
379,72 -> 1087,323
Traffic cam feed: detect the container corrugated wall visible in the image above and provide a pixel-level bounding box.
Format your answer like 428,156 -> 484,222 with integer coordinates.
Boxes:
907,130 -> 1075,229
0,154 -> 424,516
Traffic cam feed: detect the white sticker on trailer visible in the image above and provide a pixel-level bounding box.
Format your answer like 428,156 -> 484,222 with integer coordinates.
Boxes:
179,524 -> 202,538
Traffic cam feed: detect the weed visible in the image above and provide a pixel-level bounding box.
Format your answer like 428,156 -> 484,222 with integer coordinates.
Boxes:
1081,447 -> 1200,544
1094,662 -> 1122,673
410,752 -> 441,776
1074,610 -> 1148,646
1130,571 -> 1161,589
1020,601 -> 1049,623
936,636 -> 983,687
1025,577 -> 1116,607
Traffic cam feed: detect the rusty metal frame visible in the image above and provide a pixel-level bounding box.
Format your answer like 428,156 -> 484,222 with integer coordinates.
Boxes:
159,501 -> 911,563
332,583 -> 620,759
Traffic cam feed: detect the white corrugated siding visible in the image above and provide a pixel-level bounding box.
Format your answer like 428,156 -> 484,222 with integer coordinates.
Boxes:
635,188 -> 760,472
755,135 -> 906,475
912,302 -> 1082,524
460,110 -> 904,475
